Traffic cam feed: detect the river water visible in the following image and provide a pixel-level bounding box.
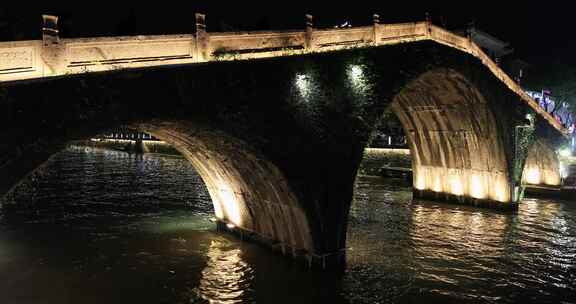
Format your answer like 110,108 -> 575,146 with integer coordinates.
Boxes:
0,145 -> 575,303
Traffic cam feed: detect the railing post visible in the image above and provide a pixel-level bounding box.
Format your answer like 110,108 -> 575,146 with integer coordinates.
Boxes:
195,13 -> 210,62
372,14 -> 380,45
305,14 -> 315,51
42,14 -> 59,45
41,14 -> 67,76
425,12 -> 432,37
466,23 -> 474,53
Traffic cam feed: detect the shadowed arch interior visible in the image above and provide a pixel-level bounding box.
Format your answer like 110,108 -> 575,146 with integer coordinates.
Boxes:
131,121 -> 314,254
391,69 -> 512,204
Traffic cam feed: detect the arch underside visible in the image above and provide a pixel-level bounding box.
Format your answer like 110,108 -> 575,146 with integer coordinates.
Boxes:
391,69 -> 514,205
0,120 -> 315,255
133,121 -> 314,254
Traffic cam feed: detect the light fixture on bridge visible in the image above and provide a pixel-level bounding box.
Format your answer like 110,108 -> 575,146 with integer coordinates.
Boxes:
347,64 -> 371,95
347,65 -> 365,84
295,73 -> 311,98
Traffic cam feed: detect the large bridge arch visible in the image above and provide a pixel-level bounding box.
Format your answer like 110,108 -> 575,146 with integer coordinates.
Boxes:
1,119 -> 316,255
137,121 -> 314,253
390,68 -> 514,206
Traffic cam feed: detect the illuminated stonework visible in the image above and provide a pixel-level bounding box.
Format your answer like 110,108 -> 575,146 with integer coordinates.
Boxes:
393,69 -> 513,204
522,138 -> 562,187
136,121 -> 315,253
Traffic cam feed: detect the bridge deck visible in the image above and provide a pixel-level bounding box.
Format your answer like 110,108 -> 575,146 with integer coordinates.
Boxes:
0,20 -> 568,136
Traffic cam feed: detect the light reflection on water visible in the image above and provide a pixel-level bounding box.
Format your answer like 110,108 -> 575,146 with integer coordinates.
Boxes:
0,146 -> 575,303
192,240 -> 254,303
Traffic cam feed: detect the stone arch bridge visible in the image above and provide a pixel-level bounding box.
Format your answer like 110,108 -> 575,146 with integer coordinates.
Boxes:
0,14 -> 569,268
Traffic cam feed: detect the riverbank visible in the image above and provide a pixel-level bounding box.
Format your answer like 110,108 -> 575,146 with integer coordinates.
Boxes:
77,139 -> 182,156
359,148 -> 411,176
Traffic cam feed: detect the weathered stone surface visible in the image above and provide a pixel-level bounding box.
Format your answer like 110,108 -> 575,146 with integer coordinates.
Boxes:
393,69 -> 514,205
523,138 -> 562,187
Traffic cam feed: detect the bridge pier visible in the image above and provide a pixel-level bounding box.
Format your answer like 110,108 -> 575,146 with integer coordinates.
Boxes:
216,220 -> 346,270
413,189 -> 519,210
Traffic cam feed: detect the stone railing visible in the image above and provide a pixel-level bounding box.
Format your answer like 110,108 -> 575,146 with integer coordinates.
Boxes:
0,14 -> 568,135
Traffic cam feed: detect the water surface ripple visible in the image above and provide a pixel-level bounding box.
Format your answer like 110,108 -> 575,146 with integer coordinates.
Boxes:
0,146 -> 574,303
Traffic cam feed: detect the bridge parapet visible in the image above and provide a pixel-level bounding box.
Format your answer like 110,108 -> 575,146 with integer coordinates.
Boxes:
0,14 -> 569,136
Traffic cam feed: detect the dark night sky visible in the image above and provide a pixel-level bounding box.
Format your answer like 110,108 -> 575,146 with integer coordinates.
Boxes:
0,1 -> 574,65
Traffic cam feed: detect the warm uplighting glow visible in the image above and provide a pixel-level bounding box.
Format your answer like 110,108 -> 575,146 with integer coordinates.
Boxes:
414,172 -> 426,190
226,223 -> 235,229
449,175 -> 464,196
432,176 -> 443,192
470,174 -> 486,199
524,167 -> 541,185
413,166 -> 511,202
543,170 -> 561,186
212,196 -> 225,219
210,182 -> 243,226
219,187 -> 242,226
523,166 -> 561,186
494,178 -> 510,202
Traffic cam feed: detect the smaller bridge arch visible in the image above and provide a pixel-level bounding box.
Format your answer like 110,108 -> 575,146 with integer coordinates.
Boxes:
522,137 -> 562,188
